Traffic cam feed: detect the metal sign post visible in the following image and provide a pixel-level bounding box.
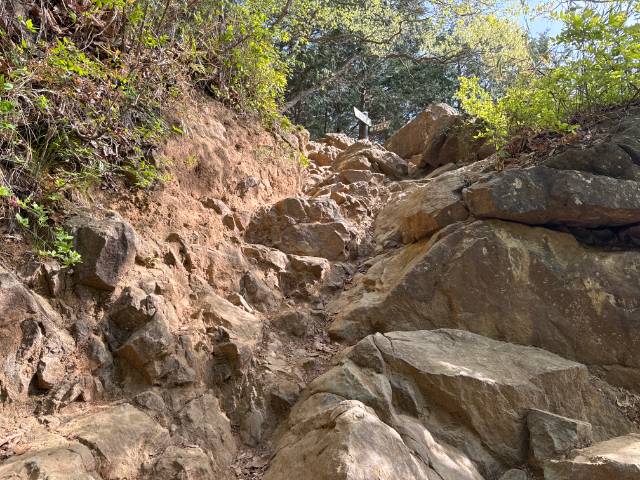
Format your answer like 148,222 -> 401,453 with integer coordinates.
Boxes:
353,107 -> 372,140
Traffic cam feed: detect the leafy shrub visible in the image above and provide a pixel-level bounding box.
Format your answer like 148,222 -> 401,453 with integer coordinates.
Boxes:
456,7 -> 640,146
0,186 -> 81,266
0,0 -> 304,261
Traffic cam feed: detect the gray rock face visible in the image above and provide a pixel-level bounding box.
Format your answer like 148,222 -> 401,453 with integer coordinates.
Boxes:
463,166 -> 640,227
544,434 -> 640,480
109,287 -> 195,385
245,197 -> 358,260
499,469 -> 529,480
527,409 -> 593,466
0,268 -> 75,401
544,143 -> 640,181
330,220 -> 640,390
71,214 -> 137,290
267,329 -> 632,480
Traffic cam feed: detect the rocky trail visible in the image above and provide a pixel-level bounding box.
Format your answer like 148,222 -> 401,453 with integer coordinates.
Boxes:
3,102 -> 640,480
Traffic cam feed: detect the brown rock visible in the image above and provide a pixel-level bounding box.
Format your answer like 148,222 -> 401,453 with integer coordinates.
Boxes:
152,446 -> 214,479
0,268 -> 74,400
321,133 -> 356,150
242,244 -> 289,271
70,213 -> 137,290
272,311 -> 314,337
36,354 -> 66,390
222,213 -> 236,230
116,317 -> 174,382
0,442 -> 99,479
174,393 -> 236,475
385,104 -> 459,160
245,197 -> 358,260
375,170 -> 468,246
338,169 -> 384,185
109,286 -> 161,335
200,197 -> 231,215
240,271 -> 281,312
335,153 -> 372,171
422,117 -> 494,169
528,409 -> 593,466
62,404 -> 170,480
544,434 -> 640,480
194,287 -> 262,374
308,144 -> 341,166
279,254 -> 329,297
335,142 -> 408,179
280,329 -> 632,478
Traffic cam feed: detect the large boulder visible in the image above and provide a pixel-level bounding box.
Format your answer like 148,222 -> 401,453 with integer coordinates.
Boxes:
421,118 -> 495,169
329,219 -> 640,390
384,104 -> 493,169
544,434 -> 640,480
116,316 -> 176,382
463,166 -> 640,227
245,197 -> 358,260
267,329 -> 632,479
385,104 -> 459,160
192,286 -> 262,377
265,399 -> 448,480
173,393 -> 237,476
70,213 -> 137,290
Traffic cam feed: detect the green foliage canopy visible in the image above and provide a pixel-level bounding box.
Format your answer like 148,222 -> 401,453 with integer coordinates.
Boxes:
456,3 -> 640,146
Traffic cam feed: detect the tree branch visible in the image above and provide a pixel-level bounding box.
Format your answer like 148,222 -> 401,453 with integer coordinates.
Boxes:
282,52 -> 361,112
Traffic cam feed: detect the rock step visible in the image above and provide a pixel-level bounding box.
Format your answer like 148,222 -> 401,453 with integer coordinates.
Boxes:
329,218 -> 640,392
265,329 -> 636,480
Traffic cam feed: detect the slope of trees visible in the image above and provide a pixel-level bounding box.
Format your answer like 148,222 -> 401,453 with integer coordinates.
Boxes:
0,0 -> 637,260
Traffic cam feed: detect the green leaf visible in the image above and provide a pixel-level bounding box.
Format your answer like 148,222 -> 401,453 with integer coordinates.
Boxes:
15,213 -> 29,228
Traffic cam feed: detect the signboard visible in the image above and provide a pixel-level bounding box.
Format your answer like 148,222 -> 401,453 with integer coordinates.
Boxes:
371,120 -> 390,133
353,107 -> 372,127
